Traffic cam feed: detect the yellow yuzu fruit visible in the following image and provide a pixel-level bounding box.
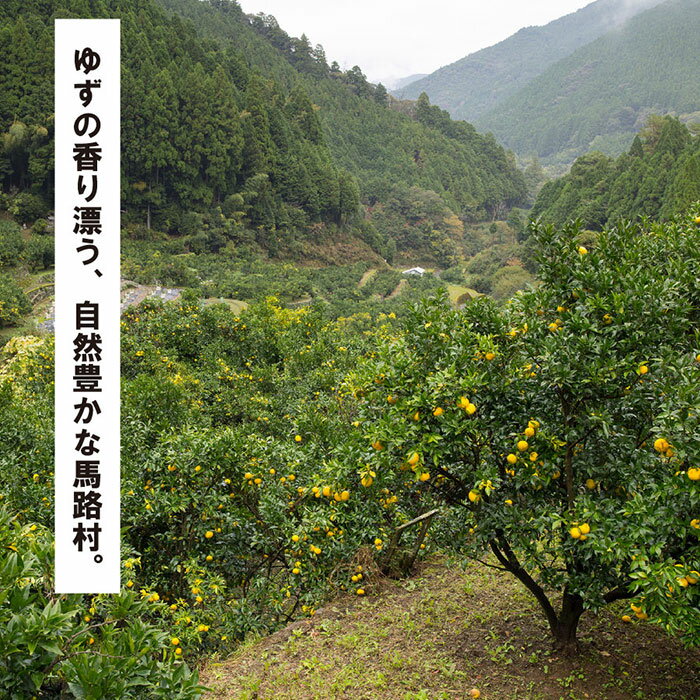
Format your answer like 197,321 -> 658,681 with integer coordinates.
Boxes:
654,438 -> 669,453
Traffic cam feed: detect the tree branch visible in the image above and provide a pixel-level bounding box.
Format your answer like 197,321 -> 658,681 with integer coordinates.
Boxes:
490,537 -> 559,635
603,584 -> 636,603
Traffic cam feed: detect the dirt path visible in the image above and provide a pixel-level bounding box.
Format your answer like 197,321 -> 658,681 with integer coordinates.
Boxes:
358,268 -> 377,288
199,556 -> 700,699
36,281 -> 183,331
386,278 -> 408,299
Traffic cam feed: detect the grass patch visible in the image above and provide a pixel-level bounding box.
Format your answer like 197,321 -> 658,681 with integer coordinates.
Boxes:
203,297 -> 248,314
446,283 -> 480,304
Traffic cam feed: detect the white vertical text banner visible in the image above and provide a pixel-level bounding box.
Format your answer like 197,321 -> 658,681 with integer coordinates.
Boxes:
55,19 -> 120,594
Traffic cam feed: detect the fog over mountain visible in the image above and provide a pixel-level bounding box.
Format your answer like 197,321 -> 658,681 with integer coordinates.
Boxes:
394,0 -> 666,121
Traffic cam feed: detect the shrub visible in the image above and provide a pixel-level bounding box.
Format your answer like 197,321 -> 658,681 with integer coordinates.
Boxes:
0,297 -> 411,673
23,235 -> 54,271
490,265 -> 534,300
351,213 -> 700,651
31,218 -> 50,235
440,266 -> 466,285
0,221 -> 24,268
0,274 -> 31,327
0,507 -> 205,698
8,193 -> 49,225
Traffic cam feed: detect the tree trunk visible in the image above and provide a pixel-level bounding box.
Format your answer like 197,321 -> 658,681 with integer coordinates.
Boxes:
553,591 -> 584,655
489,539 -> 585,655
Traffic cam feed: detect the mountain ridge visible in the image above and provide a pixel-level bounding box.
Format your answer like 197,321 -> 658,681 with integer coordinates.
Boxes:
476,0 -> 700,164
393,0 -> 665,121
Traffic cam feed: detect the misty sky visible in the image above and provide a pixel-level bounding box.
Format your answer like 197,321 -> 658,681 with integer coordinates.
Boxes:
237,0 -> 598,85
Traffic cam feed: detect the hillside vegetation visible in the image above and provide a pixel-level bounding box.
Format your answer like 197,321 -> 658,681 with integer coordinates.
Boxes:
158,0 -> 526,230
531,116 -> 700,228
0,0 -> 526,263
2,213 -> 700,697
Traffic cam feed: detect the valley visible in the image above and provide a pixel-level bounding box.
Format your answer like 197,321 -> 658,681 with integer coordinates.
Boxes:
0,1 -> 698,698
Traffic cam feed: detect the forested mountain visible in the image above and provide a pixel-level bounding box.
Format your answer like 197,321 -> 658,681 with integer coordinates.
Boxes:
477,0 -> 700,166
161,0 -> 525,217
394,0 -> 664,121
531,116 -> 700,228
0,0 -> 526,261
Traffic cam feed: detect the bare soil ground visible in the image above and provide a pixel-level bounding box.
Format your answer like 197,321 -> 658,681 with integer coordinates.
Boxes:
200,556 -> 700,699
